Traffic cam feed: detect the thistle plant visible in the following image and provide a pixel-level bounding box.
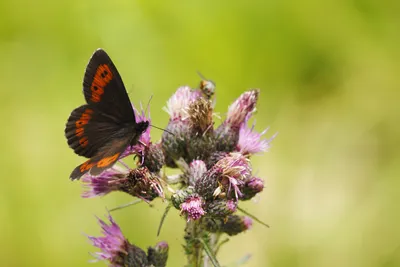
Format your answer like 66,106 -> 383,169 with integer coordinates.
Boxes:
78,80 -> 275,267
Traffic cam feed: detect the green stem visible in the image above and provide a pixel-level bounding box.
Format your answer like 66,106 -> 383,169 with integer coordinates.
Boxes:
185,220 -> 203,266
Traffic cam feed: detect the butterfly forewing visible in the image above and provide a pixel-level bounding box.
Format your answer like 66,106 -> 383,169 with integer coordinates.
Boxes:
83,49 -> 135,123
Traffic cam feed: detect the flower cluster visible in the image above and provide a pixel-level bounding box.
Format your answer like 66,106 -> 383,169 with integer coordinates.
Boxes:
80,80 -> 275,266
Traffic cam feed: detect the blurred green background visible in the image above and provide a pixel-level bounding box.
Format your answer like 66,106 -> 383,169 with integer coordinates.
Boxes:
1,1 -> 399,266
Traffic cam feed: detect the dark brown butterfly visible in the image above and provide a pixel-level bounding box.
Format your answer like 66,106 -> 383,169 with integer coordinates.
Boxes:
65,49 -> 149,180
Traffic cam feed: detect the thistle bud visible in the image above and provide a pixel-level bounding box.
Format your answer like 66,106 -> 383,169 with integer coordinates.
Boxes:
202,215 -> 252,236
187,160 -> 207,186
221,215 -> 253,236
171,186 -> 196,209
140,142 -> 165,173
147,241 -> 169,267
161,119 -> 191,167
240,177 -> 264,200
205,199 -> 237,218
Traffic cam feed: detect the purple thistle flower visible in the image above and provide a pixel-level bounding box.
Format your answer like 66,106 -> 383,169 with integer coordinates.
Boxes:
121,105 -> 151,159
81,167 -> 127,198
180,195 -> 206,221
214,153 -> 252,200
195,153 -> 252,200
237,122 -> 276,155
226,89 -> 259,127
163,86 -> 202,121
215,89 -> 259,152
88,214 -> 148,267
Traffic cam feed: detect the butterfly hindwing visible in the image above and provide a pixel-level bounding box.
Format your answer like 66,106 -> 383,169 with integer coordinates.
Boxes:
83,48 -> 135,123
69,137 -> 131,180
65,104 -> 126,158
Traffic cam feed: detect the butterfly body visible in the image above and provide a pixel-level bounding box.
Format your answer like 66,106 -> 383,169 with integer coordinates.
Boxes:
65,49 -> 148,180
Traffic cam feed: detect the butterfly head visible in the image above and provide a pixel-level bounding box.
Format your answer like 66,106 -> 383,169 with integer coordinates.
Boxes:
136,120 -> 150,134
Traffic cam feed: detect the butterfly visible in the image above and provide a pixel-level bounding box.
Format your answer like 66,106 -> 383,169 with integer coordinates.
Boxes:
65,48 -> 149,180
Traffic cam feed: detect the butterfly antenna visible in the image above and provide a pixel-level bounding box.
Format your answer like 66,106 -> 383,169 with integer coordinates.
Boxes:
150,124 -> 175,136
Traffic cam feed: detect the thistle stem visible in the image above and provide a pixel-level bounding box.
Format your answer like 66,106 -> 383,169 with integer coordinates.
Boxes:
185,220 -> 204,266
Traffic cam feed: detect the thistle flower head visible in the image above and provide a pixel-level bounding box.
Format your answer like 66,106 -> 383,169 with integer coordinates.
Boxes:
238,123 -> 276,155
213,153 -> 252,199
226,89 -> 259,127
164,86 -> 202,121
121,167 -> 164,201
188,97 -> 213,134
88,214 -> 148,267
180,195 -> 206,221
81,167 -> 127,198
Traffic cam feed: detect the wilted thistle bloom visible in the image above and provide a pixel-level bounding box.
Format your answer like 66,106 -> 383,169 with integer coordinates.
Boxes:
82,167 -> 128,198
88,214 -> 148,267
82,166 -> 163,202
195,153 -> 252,200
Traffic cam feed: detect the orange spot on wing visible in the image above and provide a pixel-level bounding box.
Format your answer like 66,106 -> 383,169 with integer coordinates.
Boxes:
75,127 -> 84,137
79,160 -> 96,172
90,64 -> 113,103
97,153 -> 120,168
75,109 -> 93,128
79,137 -> 88,147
